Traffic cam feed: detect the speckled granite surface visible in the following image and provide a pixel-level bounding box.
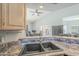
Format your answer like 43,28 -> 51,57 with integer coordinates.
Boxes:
52,42 -> 79,56
1,38 -> 79,56
0,41 -> 22,56
20,41 -> 79,56
22,41 -> 79,56
18,36 -> 79,56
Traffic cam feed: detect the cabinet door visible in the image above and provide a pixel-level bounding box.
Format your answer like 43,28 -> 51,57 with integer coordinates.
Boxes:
4,3 -> 26,30
0,4 -> 2,29
8,4 -> 25,26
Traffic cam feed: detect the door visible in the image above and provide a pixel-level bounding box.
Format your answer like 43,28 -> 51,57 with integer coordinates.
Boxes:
8,3 -> 25,26
0,4 -> 2,29
4,3 -> 26,30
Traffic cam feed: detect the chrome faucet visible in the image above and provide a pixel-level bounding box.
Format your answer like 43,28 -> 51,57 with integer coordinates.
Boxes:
39,36 -> 43,44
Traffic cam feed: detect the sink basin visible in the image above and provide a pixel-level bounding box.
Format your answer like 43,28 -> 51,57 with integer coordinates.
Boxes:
42,42 -> 61,51
19,43 -> 44,55
19,42 -> 63,56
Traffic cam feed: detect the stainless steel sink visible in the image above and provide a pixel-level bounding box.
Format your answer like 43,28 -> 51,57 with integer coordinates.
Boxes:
42,42 -> 61,51
19,43 -> 44,55
19,42 -> 63,56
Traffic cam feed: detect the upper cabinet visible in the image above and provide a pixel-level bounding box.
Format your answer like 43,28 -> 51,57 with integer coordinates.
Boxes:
0,4 -> 2,30
0,3 -> 26,30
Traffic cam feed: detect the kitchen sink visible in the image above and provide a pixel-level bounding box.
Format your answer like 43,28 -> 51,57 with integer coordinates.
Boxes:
19,43 -> 44,55
42,42 -> 61,51
19,42 -> 63,56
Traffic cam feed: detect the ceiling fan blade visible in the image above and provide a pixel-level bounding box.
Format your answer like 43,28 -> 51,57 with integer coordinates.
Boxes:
37,14 -> 40,16
38,12 -> 43,14
35,9 -> 38,13
30,9 -> 43,16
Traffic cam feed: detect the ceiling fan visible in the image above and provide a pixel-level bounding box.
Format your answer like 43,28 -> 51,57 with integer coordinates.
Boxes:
30,9 -> 43,16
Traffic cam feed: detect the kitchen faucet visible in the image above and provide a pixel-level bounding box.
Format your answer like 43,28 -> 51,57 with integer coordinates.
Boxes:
39,36 -> 43,44
39,36 -> 47,51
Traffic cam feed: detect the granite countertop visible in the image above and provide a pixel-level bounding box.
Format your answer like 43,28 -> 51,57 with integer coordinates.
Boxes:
19,36 -> 79,56
0,42 -> 79,56
23,41 -> 79,56
1,36 -> 79,56
24,36 -> 79,40
52,41 -> 79,56
0,41 -> 22,56
22,34 -> 79,56
0,45 -> 22,56
52,35 -> 79,40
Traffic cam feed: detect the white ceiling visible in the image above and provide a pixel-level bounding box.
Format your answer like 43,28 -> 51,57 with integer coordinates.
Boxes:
27,8 -> 50,22
26,3 -> 77,22
26,3 -> 77,11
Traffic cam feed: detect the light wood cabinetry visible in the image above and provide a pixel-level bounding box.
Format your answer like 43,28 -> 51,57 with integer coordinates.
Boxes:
0,3 -> 26,30
0,4 -> 2,29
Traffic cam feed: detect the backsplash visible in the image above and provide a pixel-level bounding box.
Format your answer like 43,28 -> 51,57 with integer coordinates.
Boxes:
0,30 -> 26,43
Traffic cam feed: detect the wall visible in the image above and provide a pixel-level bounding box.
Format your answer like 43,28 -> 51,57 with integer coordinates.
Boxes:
33,4 -> 79,34
28,21 -> 33,31
0,30 -> 26,43
63,15 -> 79,34
1,4 -> 79,43
0,31 -> 18,43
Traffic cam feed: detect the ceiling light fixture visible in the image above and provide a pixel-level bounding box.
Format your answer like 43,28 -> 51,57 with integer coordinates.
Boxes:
39,5 -> 43,9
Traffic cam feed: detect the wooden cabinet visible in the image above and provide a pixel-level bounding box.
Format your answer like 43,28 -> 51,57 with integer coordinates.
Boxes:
0,4 -> 2,29
0,3 -> 26,30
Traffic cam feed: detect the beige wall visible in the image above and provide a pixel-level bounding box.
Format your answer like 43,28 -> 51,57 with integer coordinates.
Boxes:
0,30 -> 26,43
